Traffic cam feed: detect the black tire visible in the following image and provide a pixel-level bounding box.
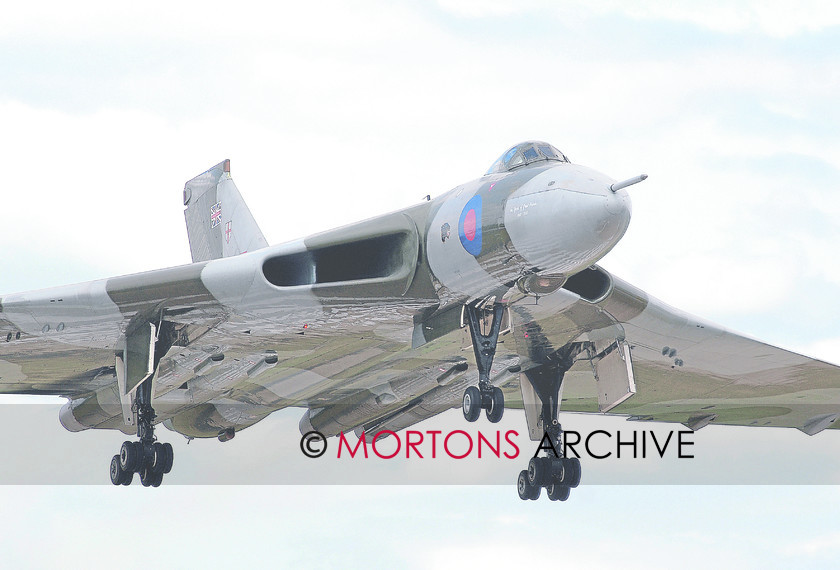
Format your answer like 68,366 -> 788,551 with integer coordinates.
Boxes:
462,386 -> 482,422
485,387 -> 504,423
151,471 -> 163,488
517,470 -> 532,500
109,455 -> 123,485
562,457 -> 581,488
161,442 -> 174,474
528,456 -> 549,486
151,442 -> 165,474
121,470 -> 134,486
547,484 -> 570,502
120,440 -> 140,472
140,467 -> 154,487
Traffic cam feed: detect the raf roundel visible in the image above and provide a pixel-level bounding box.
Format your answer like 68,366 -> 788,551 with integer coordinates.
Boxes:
458,195 -> 483,256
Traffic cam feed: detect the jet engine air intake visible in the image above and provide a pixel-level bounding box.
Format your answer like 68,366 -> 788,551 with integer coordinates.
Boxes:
262,232 -> 414,287
561,266 -> 612,303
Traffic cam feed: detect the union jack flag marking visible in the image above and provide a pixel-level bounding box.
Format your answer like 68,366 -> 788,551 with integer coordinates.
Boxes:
210,202 -> 222,228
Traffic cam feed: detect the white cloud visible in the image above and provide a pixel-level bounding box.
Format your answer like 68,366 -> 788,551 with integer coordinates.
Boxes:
419,540 -> 602,568
792,337 -> 840,365
1,1 -> 422,45
436,0 -> 840,38
783,531 -> 840,556
605,0 -> 840,37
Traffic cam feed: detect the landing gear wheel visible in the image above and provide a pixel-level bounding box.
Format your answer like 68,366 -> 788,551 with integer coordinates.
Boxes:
486,386 -> 504,423
119,440 -> 140,472
517,470 -> 540,501
547,484 -> 570,502
151,443 -> 163,473
140,467 -> 152,487
462,386 -> 482,422
139,467 -> 162,487
562,457 -> 581,488
150,442 -> 174,474
121,470 -> 134,486
110,455 -> 125,486
160,442 -> 174,474
528,456 -> 550,487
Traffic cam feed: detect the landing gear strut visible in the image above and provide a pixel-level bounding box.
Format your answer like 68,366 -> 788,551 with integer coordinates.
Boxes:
516,344 -> 585,502
462,301 -> 506,423
109,379 -> 174,486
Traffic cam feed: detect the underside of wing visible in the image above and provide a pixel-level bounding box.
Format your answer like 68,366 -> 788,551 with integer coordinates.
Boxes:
7,251 -> 839,445
504,266 -> 840,435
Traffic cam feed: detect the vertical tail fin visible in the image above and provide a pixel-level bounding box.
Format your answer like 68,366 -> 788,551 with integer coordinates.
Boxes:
183,159 -> 268,262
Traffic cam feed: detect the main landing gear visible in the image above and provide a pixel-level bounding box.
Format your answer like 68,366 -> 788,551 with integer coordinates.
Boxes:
516,345 -> 585,502
461,301 -> 506,424
517,425 -> 582,501
109,374 -> 173,487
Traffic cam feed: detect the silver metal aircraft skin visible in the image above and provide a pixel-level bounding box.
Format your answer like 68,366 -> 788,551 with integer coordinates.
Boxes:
2,141 -> 839,496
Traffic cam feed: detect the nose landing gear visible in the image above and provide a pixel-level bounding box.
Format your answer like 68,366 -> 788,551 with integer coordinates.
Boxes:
462,385 -> 505,422
462,301 -> 507,424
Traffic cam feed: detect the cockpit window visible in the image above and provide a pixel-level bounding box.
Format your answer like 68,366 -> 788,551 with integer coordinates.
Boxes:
485,141 -> 569,175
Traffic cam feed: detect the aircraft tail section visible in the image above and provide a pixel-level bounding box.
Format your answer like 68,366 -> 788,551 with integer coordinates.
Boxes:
183,159 -> 269,262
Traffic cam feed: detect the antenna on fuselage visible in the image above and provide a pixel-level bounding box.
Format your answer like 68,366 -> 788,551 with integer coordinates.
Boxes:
610,174 -> 648,193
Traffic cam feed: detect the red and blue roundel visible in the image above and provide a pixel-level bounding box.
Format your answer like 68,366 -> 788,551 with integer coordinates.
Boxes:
459,195 -> 482,256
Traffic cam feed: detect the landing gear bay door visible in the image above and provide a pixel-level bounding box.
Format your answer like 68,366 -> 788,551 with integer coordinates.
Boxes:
592,340 -> 636,412
519,373 -> 551,441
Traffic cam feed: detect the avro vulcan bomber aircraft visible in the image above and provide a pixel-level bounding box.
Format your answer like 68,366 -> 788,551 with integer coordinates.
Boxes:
2,141 -> 840,500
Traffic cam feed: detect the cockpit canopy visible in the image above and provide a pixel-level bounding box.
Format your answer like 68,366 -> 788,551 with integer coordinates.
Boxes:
485,141 -> 569,175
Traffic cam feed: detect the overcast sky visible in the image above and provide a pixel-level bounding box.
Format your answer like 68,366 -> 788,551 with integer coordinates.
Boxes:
2,1 -> 840,567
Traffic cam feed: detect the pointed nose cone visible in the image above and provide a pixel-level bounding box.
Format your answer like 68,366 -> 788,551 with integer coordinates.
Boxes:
504,172 -> 632,275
